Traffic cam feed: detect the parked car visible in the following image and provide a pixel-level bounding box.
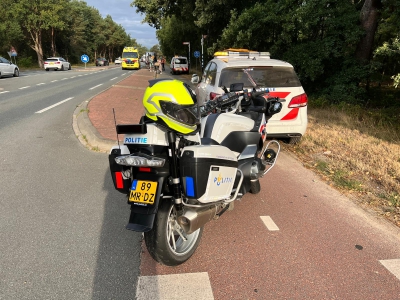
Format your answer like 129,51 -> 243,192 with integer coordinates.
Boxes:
170,56 -> 189,74
191,49 -> 308,144
114,57 -> 122,65
0,56 -> 19,78
44,57 -> 71,71
95,57 -> 109,66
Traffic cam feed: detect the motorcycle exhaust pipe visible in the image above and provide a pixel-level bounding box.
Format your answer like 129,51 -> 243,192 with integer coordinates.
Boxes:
177,206 -> 217,234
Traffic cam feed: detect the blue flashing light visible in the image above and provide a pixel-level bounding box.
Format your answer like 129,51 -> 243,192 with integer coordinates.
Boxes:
185,177 -> 195,197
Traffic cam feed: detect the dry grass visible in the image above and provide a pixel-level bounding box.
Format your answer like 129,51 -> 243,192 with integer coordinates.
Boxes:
282,106 -> 400,227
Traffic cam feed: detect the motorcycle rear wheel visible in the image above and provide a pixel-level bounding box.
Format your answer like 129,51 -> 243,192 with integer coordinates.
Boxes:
144,199 -> 203,266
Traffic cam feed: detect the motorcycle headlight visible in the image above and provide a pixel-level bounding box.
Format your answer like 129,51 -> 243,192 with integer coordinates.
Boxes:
115,153 -> 165,167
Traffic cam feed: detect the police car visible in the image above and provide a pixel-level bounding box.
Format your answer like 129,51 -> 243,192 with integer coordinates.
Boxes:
191,49 -> 308,144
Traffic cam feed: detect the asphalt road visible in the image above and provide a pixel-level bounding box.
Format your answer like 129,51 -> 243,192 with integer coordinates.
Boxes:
0,66 -> 142,299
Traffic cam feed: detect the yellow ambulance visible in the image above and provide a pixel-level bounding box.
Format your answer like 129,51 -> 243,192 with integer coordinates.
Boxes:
121,47 -> 140,70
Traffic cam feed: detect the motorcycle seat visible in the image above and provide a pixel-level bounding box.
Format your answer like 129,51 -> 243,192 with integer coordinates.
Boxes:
201,137 -> 220,145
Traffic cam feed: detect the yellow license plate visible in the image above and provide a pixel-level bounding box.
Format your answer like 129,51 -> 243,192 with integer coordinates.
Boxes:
129,180 -> 157,204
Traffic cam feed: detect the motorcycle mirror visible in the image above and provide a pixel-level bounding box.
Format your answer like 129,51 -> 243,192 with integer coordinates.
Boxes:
191,74 -> 199,84
229,83 -> 244,92
268,102 -> 282,115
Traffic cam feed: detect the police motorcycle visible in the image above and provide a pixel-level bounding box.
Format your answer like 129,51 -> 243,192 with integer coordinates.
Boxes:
108,79 -> 283,266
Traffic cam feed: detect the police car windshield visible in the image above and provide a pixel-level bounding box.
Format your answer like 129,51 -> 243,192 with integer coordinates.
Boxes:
219,66 -> 301,88
122,52 -> 138,58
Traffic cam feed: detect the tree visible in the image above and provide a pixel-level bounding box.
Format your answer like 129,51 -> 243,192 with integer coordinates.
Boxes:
355,0 -> 383,63
10,0 -> 69,68
219,0 -> 364,102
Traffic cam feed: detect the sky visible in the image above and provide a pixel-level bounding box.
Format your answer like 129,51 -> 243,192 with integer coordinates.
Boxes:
84,0 -> 158,49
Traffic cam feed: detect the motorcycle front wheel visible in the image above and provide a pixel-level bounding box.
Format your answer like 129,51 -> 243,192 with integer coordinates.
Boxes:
144,199 -> 203,266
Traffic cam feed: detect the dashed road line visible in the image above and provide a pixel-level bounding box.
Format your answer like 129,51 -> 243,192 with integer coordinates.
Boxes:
379,259 -> 400,280
136,272 -> 214,300
260,216 -> 280,231
51,80 -> 58,82
19,86 -> 30,90
110,77 -> 118,81
61,78 -> 68,80
0,91 -> 10,94
36,83 -> 45,86
89,84 -> 103,90
35,97 -> 74,114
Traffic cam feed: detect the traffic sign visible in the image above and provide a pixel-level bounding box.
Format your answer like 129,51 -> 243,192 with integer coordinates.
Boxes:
183,42 -> 190,45
81,54 -> 89,63
194,51 -> 200,58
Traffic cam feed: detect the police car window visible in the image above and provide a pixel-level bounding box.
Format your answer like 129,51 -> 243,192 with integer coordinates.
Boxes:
219,66 -> 301,88
208,63 -> 217,86
202,63 -> 211,83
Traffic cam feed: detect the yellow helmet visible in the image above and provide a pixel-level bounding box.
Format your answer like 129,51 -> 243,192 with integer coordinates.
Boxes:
143,79 -> 199,134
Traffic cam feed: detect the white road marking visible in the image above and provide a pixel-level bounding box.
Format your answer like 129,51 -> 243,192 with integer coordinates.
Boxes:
70,76 -> 76,78
61,78 -> 68,80
136,272 -> 214,300
121,73 -> 127,76
260,216 -> 280,231
0,91 -> 10,94
89,84 -> 103,90
37,83 -> 45,86
78,75 -> 82,76
110,77 -> 118,81
51,80 -> 58,82
19,86 -> 30,90
35,97 -> 74,114
379,259 -> 400,280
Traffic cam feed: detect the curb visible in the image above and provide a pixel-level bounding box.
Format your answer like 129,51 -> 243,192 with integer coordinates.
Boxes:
72,98 -> 118,154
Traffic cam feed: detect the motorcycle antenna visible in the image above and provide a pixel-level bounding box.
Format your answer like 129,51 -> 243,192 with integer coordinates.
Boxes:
243,68 -> 258,91
112,108 -> 120,149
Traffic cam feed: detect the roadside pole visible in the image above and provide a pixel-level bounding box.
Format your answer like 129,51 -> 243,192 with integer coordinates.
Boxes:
183,42 -> 190,73
201,36 -> 203,73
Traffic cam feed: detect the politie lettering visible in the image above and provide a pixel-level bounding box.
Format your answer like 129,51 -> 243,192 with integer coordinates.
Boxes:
124,137 -> 148,143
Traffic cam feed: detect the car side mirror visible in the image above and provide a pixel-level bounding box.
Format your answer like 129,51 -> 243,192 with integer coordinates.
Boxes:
191,74 -> 200,84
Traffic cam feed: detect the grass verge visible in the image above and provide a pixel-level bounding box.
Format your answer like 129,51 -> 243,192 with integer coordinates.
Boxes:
282,103 -> 400,227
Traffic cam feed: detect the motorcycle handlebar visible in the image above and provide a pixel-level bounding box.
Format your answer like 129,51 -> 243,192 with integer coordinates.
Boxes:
199,89 -> 285,118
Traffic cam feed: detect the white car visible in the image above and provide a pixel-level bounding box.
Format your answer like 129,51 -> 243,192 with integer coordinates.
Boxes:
0,56 -> 19,78
171,56 -> 189,74
44,57 -> 71,71
192,50 -> 308,144
114,57 -> 122,65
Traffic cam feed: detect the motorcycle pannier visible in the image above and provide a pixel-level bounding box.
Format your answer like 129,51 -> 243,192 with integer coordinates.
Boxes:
180,145 -> 238,203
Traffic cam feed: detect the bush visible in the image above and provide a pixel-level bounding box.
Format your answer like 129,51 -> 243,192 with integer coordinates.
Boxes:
16,56 -> 34,68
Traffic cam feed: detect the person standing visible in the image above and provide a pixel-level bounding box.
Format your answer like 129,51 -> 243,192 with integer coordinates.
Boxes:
161,56 -> 166,71
153,54 -> 157,66
158,57 -> 163,74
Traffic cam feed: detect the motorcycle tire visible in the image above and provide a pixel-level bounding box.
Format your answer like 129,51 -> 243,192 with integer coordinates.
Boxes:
144,199 -> 203,266
250,179 -> 261,194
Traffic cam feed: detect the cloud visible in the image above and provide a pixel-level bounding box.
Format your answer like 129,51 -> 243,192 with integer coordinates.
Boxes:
84,0 -> 158,48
